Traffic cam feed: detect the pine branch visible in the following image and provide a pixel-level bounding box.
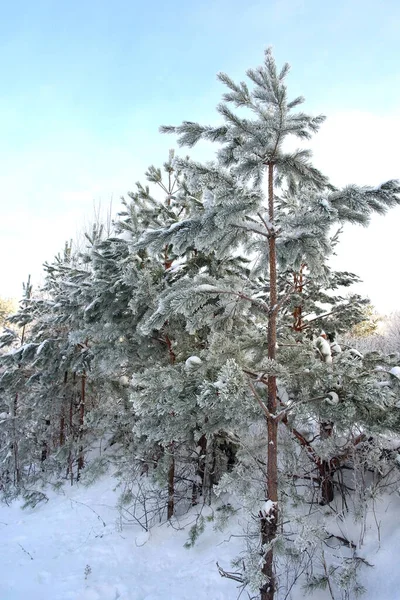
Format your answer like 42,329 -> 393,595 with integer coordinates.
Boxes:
247,377 -> 272,419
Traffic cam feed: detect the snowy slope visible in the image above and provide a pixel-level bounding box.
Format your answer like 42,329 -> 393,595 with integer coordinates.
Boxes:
0,477 -> 243,600
1,476 -> 400,600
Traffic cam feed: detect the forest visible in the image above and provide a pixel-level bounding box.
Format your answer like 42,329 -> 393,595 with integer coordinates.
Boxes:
1,49 -> 400,600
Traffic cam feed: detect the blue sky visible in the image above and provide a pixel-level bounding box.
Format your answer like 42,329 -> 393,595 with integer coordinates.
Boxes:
1,0 -> 400,311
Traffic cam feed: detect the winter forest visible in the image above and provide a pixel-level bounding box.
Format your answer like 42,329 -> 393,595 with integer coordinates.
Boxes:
2,49 -> 400,600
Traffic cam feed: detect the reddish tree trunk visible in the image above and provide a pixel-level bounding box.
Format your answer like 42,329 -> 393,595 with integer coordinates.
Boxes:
164,245 -> 173,270
164,334 -> 176,364
260,163 -> 279,600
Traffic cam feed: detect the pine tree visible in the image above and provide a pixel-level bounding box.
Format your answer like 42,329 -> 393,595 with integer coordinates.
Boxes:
138,48 -> 400,599
116,151 -> 253,518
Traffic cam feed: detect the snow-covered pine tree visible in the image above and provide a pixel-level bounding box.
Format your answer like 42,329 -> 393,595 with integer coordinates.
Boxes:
0,153 -> 248,515
0,220 -> 143,496
0,243 -> 94,497
114,151 -> 253,519
0,276 -> 32,494
137,48 -> 400,599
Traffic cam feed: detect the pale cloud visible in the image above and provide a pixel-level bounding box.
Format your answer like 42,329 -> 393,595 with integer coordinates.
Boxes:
310,110 -> 400,315
311,110 -> 400,186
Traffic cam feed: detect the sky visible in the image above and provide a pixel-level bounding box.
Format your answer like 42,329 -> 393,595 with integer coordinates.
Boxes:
1,0 -> 400,313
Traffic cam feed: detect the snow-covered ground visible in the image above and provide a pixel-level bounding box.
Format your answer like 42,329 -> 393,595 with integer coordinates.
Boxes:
1,475 -> 400,600
0,477 -> 243,600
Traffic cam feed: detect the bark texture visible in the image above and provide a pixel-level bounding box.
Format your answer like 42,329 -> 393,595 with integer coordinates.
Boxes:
260,163 -> 278,600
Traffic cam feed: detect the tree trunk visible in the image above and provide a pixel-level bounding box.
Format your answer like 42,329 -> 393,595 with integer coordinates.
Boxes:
12,393 -> 20,486
59,412 -> 65,447
260,162 -> 278,600
67,395 -> 74,485
319,421 -> 335,504
60,371 -> 68,447
164,245 -> 173,270
293,263 -> 305,331
41,441 -> 48,465
165,243 -> 176,517
167,442 -> 175,519
77,371 -> 86,481
192,433 -> 207,506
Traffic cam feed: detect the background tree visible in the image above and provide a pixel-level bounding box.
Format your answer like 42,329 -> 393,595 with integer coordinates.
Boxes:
350,304 -> 381,338
0,297 -> 16,329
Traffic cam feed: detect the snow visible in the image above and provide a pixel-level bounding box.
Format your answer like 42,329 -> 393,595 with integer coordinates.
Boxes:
330,340 -> 342,354
261,500 -> 276,517
1,475 -> 400,599
117,230 -> 133,242
213,379 -> 227,390
320,198 -> 332,211
0,477 -> 242,600
166,259 -> 185,274
389,366 -> 400,379
184,356 -> 203,371
325,391 -> 340,405
167,220 -> 187,233
202,190 -> 214,209
84,300 -> 100,313
36,340 -> 49,356
315,336 -> 333,364
195,285 -> 220,293
349,348 -> 364,359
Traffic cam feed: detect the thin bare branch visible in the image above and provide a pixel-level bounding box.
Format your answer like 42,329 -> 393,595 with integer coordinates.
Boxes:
247,377 -> 272,419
